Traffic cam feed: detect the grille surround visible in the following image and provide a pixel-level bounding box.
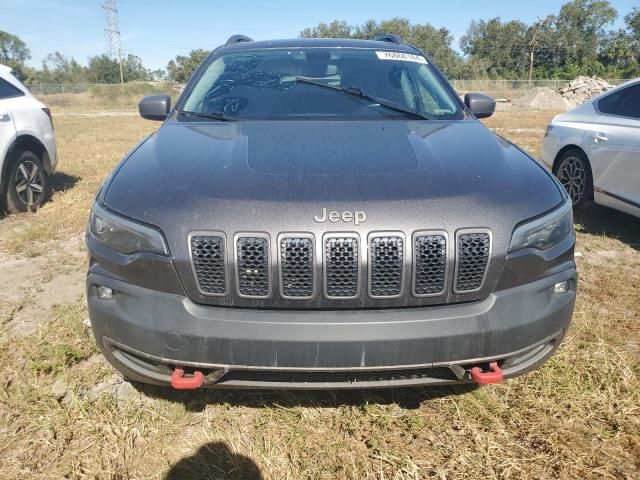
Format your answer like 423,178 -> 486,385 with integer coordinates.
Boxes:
188,228 -> 493,304
368,232 -> 405,299
454,229 -> 492,294
234,233 -> 272,299
278,233 -> 316,300
323,233 -> 361,299
188,231 -> 228,297
412,231 -> 448,297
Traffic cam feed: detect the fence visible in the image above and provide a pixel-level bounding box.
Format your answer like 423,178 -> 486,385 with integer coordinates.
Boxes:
24,82 -> 178,96
25,79 -> 630,99
450,79 -> 628,99
25,83 -> 105,95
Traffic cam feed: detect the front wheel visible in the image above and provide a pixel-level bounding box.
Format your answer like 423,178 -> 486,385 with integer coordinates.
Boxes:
3,150 -> 48,213
554,149 -> 592,209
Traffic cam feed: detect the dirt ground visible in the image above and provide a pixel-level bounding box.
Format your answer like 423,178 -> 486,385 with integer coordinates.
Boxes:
0,106 -> 638,480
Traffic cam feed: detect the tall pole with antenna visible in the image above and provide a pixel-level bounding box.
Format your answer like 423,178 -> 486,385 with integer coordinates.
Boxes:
102,0 -> 124,86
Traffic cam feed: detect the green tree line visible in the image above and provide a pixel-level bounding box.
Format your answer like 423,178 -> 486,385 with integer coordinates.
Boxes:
0,30 -> 165,84
1,0 -> 639,84
301,0 -> 640,79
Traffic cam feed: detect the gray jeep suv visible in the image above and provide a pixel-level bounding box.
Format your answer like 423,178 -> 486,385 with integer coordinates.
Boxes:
86,35 -> 576,389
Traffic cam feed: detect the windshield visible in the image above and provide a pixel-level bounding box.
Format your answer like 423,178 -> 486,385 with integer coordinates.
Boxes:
181,48 -> 463,120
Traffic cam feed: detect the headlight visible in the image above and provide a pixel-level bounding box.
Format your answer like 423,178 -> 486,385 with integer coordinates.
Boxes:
89,202 -> 168,256
509,201 -> 573,252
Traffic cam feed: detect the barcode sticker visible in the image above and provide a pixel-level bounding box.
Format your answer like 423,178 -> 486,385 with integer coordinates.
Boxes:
376,51 -> 428,64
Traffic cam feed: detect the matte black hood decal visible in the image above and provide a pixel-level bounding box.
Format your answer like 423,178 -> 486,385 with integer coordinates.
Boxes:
247,122 -> 418,175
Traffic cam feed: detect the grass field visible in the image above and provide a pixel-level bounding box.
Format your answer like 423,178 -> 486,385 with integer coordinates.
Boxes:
0,104 -> 638,479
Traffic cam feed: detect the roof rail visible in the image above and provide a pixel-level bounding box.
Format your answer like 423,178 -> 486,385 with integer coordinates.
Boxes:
225,34 -> 253,46
373,34 -> 403,44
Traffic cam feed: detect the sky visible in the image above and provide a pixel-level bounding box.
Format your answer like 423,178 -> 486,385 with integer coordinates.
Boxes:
0,0 -> 637,71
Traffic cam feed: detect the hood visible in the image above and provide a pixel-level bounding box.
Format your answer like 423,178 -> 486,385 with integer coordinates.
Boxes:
103,118 -> 563,307
106,119 -> 561,221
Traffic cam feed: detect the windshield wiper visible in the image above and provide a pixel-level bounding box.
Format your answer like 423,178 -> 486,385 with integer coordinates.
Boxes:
178,110 -> 235,121
293,77 -> 432,120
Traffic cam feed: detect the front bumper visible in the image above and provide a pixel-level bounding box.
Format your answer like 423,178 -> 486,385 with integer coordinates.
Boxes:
88,265 -> 576,389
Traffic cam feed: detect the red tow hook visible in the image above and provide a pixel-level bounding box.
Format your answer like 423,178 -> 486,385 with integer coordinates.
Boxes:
171,367 -> 204,389
470,361 -> 504,384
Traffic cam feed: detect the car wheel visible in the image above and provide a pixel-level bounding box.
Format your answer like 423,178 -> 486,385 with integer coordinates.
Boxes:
554,149 -> 592,208
4,150 -> 49,213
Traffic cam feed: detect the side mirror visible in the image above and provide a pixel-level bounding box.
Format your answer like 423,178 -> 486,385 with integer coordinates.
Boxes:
464,93 -> 496,119
139,95 -> 171,121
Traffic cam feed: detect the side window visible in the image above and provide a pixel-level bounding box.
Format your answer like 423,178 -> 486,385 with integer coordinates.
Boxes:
0,78 -> 25,99
597,84 -> 640,119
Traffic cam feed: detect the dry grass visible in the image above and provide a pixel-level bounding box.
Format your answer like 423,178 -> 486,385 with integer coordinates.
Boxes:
34,82 -> 176,111
0,106 -> 638,479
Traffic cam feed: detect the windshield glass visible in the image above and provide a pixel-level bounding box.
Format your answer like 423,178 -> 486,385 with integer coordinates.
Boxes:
181,48 -> 463,120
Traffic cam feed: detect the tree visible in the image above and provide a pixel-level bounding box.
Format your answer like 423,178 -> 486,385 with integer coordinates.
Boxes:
554,0 -> 617,65
39,52 -> 87,83
300,18 -> 464,77
87,54 -> 151,83
166,49 -> 210,83
624,7 -> 640,65
626,7 -> 640,42
598,30 -> 638,77
0,31 -> 31,78
300,20 -> 352,39
460,18 -> 529,78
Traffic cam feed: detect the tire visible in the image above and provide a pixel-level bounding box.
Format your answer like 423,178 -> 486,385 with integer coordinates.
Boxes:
3,150 -> 48,214
554,149 -> 593,209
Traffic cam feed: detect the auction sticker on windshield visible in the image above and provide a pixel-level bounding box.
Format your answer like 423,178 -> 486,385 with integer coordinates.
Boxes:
375,51 -> 428,64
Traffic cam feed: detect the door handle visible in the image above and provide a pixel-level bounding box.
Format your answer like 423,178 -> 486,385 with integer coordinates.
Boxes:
593,133 -> 608,143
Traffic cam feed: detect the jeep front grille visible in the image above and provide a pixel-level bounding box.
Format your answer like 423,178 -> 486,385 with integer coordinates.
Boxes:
455,231 -> 491,293
369,235 -> 404,297
280,236 -> 314,298
413,233 -> 447,296
236,236 -> 270,297
190,235 -> 226,295
189,229 -> 492,302
324,236 -> 360,298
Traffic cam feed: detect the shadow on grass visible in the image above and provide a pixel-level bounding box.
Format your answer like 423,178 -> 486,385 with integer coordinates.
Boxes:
49,171 -> 80,194
135,383 -> 479,412
164,441 -> 262,480
575,203 -> 640,251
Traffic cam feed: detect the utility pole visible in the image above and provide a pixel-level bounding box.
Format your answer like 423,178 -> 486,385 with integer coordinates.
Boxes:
102,0 -> 124,86
528,17 -> 549,88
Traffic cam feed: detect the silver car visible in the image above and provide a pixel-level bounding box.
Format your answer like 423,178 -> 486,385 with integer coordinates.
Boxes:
541,79 -> 640,218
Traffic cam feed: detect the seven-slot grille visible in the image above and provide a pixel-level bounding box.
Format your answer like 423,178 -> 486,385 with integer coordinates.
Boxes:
455,232 -> 491,292
189,231 -> 491,300
369,235 -> 404,297
236,236 -> 270,297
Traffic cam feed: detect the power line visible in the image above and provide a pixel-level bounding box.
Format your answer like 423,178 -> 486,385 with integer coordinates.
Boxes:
101,0 -> 124,85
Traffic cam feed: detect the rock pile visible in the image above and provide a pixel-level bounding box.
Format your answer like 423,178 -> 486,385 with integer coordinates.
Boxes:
558,76 -> 613,107
512,87 -> 571,110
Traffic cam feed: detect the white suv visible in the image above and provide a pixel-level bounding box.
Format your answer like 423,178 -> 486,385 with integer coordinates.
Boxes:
0,64 -> 56,213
